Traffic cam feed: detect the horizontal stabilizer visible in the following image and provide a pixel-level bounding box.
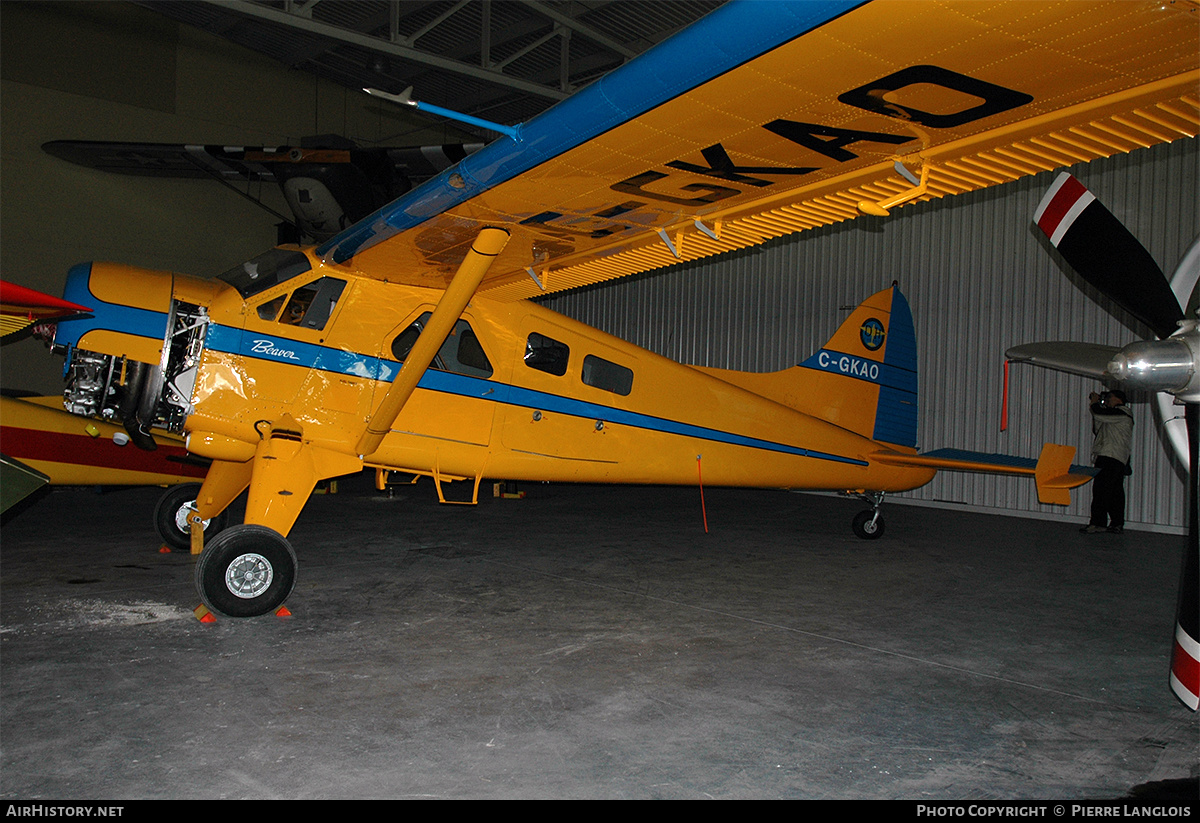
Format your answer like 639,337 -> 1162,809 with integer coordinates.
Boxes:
1005,342 -> 1120,381
873,444 -> 1094,506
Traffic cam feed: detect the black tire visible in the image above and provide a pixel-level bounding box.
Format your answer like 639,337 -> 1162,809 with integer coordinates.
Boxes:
195,524 -> 297,618
852,509 -> 885,539
154,483 -> 228,551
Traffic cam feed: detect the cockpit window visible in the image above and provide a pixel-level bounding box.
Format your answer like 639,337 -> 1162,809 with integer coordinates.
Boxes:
255,277 -> 346,330
256,295 -> 286,321
220,249 -> 313,297
287,278 -> 345,330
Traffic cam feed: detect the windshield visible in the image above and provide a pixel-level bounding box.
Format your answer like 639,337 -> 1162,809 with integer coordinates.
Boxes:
219,249 -> 313,298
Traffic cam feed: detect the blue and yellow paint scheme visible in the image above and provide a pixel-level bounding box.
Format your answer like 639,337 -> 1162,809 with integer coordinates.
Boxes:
51,247 -> 1085,615
45,0 -> 1196,616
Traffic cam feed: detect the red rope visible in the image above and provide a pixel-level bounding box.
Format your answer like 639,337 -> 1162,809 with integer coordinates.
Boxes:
1001,359 -> 1010,432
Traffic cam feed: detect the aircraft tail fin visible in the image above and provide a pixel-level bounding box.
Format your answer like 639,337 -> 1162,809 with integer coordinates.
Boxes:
795,284 -> 919,449
693,284 -> 918,448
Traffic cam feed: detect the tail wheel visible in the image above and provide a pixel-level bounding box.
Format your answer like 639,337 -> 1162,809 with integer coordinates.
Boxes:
195,524 -> 297,617
852,509 -> 885,539
154,482 -> 228,551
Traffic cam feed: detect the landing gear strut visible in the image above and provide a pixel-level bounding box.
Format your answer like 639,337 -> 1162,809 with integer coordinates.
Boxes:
850,491 -> 886,539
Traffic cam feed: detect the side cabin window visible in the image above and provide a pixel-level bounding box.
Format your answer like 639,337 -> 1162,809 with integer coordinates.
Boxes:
390,313 -> 493,378
256,277 -> 346,331
581,354 -> 634,396
525,332 -> 569,376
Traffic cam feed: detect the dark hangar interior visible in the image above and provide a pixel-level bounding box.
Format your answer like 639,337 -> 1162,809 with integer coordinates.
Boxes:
1,0 -> 1197,801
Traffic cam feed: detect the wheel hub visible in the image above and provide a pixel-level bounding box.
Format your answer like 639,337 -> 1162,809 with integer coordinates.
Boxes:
225,552 -> 274,599
174,502 -> 210,534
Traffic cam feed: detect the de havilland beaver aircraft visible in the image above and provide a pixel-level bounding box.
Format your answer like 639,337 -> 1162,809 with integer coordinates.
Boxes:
45,0 -> 1197,640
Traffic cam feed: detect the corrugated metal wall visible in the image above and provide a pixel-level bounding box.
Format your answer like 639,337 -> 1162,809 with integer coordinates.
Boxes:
541,138 -> 1199,532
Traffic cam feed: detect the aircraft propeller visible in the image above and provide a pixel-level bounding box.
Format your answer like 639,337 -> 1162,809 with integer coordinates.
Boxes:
1006,172 -> 1198,710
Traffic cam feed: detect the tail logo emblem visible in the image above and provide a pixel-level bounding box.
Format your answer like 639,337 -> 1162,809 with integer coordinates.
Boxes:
860,318 -> 885,351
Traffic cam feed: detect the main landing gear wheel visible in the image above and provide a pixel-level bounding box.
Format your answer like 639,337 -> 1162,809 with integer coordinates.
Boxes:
195,524 -> 297,618
154,483 -> 228,551
852,509 -> 885,539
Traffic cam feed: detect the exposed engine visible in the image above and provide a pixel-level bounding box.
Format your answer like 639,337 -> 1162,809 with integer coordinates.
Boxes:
60,300 -> 208,448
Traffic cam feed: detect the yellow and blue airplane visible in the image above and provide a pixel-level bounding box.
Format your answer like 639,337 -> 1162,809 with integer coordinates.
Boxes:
44,0 -> 1196,631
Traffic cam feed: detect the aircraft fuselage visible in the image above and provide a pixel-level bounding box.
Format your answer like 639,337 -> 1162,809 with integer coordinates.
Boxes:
54,247 -> 934,537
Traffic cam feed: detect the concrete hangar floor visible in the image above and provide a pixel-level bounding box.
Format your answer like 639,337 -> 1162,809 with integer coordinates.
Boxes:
1,476 -> 1196,800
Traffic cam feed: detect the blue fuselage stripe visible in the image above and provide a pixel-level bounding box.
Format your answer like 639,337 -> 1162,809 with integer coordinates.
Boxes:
55,263 -> 169,354
206,324 -> 867,466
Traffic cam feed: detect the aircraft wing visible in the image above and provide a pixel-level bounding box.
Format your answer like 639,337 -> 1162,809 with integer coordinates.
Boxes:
0,455 -> 50,515
0,281 -> 91,338
316,0 -> 1199,301
1005,342 -> 1123,381
44,139 -> 490,244
41,140 -> 482,185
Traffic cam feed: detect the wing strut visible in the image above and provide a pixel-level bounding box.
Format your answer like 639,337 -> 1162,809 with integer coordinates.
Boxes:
356,226 -> 511,457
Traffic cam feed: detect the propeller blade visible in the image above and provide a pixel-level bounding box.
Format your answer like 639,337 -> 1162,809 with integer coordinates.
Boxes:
1034,173 -> 1184,340
1028,176 -> 1197,710
1170,403 -> 1199,710
1005,341 -> 1120,380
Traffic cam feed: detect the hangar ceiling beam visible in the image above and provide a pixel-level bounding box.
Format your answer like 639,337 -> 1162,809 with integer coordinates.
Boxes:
208,0 -> 571,102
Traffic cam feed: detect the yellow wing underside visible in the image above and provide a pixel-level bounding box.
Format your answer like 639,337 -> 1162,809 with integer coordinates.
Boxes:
327,0 -> 1199,302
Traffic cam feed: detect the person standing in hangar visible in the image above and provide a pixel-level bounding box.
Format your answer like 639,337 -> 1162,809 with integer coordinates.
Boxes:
1080,389 -> 1134,535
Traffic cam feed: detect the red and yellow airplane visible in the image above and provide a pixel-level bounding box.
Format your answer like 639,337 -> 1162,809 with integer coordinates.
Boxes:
43,0 -> 1196,629
0,394 -> 207,488
0,280 -> 211,529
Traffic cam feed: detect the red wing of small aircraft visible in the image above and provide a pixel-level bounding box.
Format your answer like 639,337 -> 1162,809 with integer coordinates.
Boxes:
0,280 -> 90,338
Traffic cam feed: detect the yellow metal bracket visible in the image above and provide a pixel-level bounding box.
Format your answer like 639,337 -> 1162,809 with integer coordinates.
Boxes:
188,510 -> 205,556
857,161 -> 929,217
373,464 -> 484,504
375,466 -> 421,491
432,464 -> 484,505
